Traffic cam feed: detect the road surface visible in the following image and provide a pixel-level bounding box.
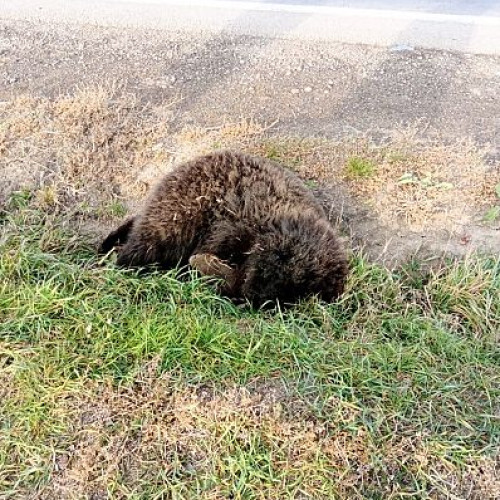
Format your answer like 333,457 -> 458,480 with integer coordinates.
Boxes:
0,0 -> 499,153
2,0 -> 500,54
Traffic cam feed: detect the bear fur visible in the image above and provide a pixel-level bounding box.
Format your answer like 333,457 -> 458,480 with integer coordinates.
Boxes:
99,150 -> 348,307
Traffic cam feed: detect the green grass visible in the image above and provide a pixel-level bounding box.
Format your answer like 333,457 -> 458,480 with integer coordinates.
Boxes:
484,205 -> 500,223
1,202 -> 499,498
345,156 -> 376,178
96,200 -> 128,218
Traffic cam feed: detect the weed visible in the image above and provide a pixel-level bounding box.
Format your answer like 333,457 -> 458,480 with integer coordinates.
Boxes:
7,189 -> 33,210
345,156 -> 376,178
484,206 -> 500,223
97,200 -> 128,218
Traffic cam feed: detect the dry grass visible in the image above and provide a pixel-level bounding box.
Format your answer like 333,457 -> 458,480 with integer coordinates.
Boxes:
3,358 -> 498,500
347,139 -> 499,231
0,85 -> 170,212
1,85 -> 498,234
41,376 -> 366,499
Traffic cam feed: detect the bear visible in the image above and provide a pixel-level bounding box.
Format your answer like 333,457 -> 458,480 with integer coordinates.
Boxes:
99,150 -> 348,307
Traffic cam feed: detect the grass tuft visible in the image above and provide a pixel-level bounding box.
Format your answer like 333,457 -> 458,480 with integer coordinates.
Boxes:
345,156 -> 376,178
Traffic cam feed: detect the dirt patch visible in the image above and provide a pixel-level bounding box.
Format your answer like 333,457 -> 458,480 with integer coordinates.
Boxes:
1,85 -> 499,265
37,371 -> 364,498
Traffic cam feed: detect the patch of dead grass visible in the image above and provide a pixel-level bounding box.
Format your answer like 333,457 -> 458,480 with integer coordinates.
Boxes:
26,358 -> 368,499
0,85 -> 171,212
173,118 -> 271,162
2,86 -> 498,237
12,361 -> 493,500
350,139 -> 499,231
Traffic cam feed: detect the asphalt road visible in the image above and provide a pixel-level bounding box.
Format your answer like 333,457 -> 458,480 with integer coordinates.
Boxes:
2,0 -> 500,55
0,1 -> 499,156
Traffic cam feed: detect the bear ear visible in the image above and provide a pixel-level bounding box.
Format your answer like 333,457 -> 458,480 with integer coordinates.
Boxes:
189,253 -> 237,291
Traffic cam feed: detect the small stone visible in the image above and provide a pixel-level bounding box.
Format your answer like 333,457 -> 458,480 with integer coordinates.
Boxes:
304,86 -> 313,93
290,88 -> 300,94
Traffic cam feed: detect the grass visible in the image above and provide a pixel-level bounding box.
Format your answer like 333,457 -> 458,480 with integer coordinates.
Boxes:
484,206 -> 500,223
345,157 -> 376,178
1,85 -> 499,498
2,86 -> 499,235
1,201 -> 499,499
483,183 -> 500,223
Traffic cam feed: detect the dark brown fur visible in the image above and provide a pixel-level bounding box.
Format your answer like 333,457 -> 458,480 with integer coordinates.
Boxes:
99,150 -> 348,307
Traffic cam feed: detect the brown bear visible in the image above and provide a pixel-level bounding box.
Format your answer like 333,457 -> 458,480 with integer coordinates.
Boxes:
99,150 -> 348,307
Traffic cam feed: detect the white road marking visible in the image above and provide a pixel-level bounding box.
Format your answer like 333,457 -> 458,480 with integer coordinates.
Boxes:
2,0 -> 500,54
110,0 -> 500,26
